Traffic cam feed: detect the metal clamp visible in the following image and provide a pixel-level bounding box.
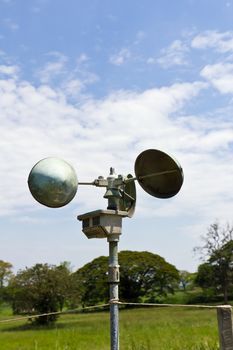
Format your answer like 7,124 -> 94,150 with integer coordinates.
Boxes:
108,265 -> 120,283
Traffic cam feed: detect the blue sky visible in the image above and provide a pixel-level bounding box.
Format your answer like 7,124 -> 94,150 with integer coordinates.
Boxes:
1,0 -> 233,273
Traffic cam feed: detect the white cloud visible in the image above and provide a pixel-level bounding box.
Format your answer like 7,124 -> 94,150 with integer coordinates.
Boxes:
192,30 -> 233,53
156,40 -> 189,68
36,52 -> 98,97
0,64 -> 19,78
147,57 -> 156,64
62,79 -> 84,98
0,71 -> 230,231
201,62 -> 233,93
76,53 -> 89,64
1,64 -> 233,273
37,52 -> 68,83
0,58 -> 232,251
109,48 -> 131,66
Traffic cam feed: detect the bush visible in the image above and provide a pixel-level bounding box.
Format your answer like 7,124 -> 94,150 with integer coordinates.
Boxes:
8,263 -> 72,325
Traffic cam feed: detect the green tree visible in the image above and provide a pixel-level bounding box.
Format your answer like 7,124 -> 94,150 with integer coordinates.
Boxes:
72,256 -> 109,307
0,260 -> 13,289
195,262 -> 216,292
55,261 -> 74,310
179,271 -> 196,291
8,263 -> 72,325
72,250 -> 179,306
194,222 -> 233,303
119,251 -> 179,302
0,260 -> 13,304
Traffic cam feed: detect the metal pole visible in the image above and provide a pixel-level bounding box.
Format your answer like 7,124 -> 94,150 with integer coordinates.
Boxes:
109,239 -> 120,350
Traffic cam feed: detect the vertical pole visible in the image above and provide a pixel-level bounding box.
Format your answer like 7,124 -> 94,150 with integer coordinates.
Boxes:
217,305 -> 233,350
109,239 -> 120,350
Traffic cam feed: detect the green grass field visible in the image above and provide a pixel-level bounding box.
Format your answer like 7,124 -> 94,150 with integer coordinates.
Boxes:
0,305 -> 219,350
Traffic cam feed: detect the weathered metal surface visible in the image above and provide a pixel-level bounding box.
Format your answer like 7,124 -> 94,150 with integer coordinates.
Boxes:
119,174 -> 136,218
28,157 -> 78,208
108,265 -> 120,283
217,306 -> 233,350
134,149 -> 184,198
77,209 -> 126,240
109,240 -> 120,350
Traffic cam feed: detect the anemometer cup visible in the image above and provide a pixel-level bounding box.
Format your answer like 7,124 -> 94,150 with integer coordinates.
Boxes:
28,157 -> 78,208
134,149 -> 184,199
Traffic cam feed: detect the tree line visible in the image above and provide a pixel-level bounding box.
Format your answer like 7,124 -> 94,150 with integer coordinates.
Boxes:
0,221 -> 232,325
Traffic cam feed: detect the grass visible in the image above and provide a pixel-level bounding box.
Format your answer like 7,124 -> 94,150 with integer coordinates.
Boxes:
0,305 -> 219,350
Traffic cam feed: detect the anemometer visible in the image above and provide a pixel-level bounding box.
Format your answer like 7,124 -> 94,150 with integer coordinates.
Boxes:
28,148 -> 184,350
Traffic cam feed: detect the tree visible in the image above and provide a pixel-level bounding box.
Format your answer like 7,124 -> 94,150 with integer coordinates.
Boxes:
195,263 -> 216,292
179,270 -> 196,291
119,251 -> 179,302
72,256 -> 109,307
0,260 -> 13,304
72,250 -> 179,306
194,222 -> 233,303
8,263 -> 72,325
55,261 -> 74,310
0,260 -> 13,289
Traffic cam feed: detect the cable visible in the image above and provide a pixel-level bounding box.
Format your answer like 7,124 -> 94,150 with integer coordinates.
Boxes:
0,301 -> 230,324
0,303 -> 109,324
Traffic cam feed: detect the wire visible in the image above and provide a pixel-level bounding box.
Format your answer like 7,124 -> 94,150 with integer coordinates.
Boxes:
118,302 -> 218,309
0,301 -> 231,324
0,303 -> 109,324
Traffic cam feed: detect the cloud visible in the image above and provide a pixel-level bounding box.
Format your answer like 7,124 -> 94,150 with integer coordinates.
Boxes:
1,59 -> 233,274
36,52 -> 98,97
201,62 -> 233,93
156,40 -> 189,68
109,48 -> 131,66
0,64 -> 19,78
191,30 -> 233,53
0,56 -> 233,246
37,52 -> 68,83
76,53 -> 89,64
0,69 -> 227,229
62,79 -> 84,98
155,30 -> 233,72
